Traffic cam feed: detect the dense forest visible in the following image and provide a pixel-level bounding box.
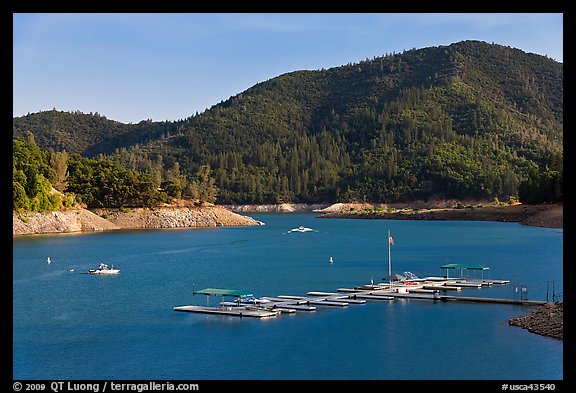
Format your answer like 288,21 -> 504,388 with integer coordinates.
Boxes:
13,40 -> 563,207
13,133 -> 218,211
13,134 -> 70,211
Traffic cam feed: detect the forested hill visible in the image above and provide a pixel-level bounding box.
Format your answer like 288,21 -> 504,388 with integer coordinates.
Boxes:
13,40 -> 563,205
12,110 -> 181,157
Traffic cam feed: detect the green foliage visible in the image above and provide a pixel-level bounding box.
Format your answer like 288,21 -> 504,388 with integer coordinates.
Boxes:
13,181 -> 29,210
195,165 -> 218,204
160,181 -> 182,199
518,152 -> 563,204
65,155 -> 165,208
13,109 -> 179,156
14,136 -> 186,211
62,193 -> 76,209
13,41 -> 562,204
49,150 -> 69,191
13,137 -> 60,212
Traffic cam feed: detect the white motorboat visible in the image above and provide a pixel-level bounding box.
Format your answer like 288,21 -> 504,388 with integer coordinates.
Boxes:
239,296 -> 271,305
88,263 -> 120,275
288,226 -> 315,233
219,296 -> 271,308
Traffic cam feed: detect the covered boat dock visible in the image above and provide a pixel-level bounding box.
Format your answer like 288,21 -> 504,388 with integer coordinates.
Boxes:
192,288 -> 254,307
441,263 -> 490,280
174,288 -> 281,318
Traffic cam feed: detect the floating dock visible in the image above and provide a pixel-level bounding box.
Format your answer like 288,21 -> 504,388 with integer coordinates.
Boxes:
439,296 -> 546,306
174,271 -> 543,320
174,305 -> 280,319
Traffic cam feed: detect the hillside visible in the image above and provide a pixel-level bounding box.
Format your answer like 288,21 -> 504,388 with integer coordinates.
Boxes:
13,111 -> 179,156
13,40 -> 563,205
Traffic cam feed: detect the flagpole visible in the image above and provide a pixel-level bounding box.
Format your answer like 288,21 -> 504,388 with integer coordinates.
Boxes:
388,229 -> 392,278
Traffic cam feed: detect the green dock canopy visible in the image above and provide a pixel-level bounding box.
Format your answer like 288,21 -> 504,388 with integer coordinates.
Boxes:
193,288 -> 253,297
441,264 -> 489,270
441,264 -> 490,279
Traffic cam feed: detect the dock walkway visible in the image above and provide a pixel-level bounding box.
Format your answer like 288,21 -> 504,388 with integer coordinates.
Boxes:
174,305 -> 280,318
440,296 -> 546,306
174,276 -> 544,319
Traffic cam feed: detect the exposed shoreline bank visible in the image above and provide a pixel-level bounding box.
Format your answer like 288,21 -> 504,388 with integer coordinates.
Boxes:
317,203 -> 563,229
220,203 -> 328,213
13,202 -> 261,236
509,301 -> 563,340
223,202 -> 563,229
13,201 -> 562,236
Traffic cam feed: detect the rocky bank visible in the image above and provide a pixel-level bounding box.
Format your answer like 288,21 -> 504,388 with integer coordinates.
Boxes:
509,302 -> 563,340
224,201 -> 563,229
13,209 -> 120,235
222,203 -> 328,213
93,205 -> 262,229
13,203 -> 261,236
318,203 -> 563,229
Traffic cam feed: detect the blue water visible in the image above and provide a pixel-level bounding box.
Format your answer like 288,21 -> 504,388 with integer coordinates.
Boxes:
13,214 -> 563,380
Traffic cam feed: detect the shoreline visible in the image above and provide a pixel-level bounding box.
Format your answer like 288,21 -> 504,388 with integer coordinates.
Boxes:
509,301 -> 563,340
13,201 -> 563,236
317,203 -> 563,229
224,202 -> 563,229
13,203 -> 261,237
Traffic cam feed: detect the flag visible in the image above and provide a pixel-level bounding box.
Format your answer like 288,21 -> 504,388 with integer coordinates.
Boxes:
389,234 -> 394,245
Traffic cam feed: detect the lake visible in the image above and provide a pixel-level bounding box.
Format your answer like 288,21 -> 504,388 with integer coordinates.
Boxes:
13,213 -> 563,380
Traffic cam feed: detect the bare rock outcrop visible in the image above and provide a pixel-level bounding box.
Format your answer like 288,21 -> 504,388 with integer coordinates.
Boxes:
314,202 -> 377,213
13,209 -> 120,236
223,203 -> 327,213
13,203 -> 261,236
95,205 -> 261,229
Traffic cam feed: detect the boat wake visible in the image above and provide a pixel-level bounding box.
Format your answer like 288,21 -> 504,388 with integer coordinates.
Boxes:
285,226 -> 318,234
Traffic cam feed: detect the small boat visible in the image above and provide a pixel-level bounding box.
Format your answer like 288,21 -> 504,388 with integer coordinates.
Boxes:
47,257 -> 51,264
288,226 -> 315,233
238,296 -> 271,305
67,268 -> 75,272
88,263 -> 120,275
219,296 -> 271,308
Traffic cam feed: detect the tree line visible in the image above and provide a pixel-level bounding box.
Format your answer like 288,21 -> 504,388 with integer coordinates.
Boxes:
13,133 -> 218,211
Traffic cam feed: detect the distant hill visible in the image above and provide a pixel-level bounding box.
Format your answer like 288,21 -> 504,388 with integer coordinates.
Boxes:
13,40 -> 563,204
13,110 -> 180,157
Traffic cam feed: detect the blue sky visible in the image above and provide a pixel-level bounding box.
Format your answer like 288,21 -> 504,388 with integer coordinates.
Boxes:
13,13 -> 563,124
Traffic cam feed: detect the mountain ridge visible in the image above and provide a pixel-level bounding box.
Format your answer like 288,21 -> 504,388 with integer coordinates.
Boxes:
13,40 -> 563,205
